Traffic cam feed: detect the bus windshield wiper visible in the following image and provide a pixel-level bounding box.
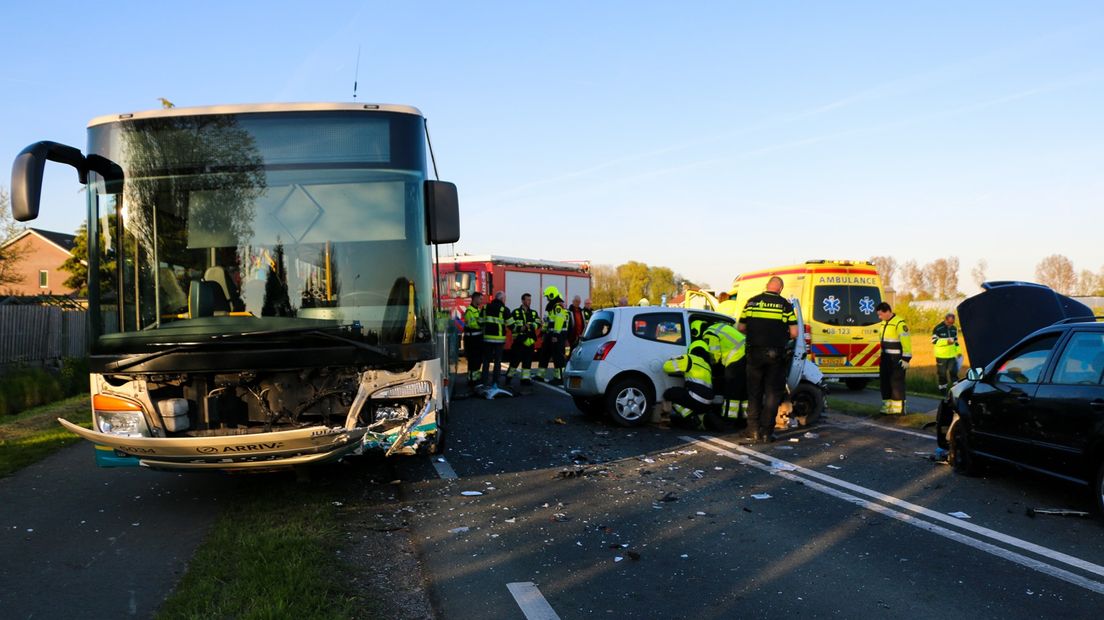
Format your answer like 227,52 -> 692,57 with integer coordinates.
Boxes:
104,345 -> 192,372
211,327 -> 398,359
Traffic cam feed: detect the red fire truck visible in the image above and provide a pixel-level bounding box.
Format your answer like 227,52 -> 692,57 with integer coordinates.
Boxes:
435,255 -> 591,325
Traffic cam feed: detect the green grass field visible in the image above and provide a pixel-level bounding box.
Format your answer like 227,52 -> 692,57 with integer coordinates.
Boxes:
0,395 -> 91,477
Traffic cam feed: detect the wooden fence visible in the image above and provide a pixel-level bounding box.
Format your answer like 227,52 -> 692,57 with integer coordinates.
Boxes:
0,306 -> 88,368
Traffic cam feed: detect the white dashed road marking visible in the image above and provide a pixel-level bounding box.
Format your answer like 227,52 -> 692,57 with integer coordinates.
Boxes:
507,582 -> 562,620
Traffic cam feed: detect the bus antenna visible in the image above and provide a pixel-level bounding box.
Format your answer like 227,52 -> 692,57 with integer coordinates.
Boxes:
352,46 -> 361,101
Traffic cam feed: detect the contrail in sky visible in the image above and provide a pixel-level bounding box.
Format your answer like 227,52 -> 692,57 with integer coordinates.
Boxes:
472,20 -> 1103,205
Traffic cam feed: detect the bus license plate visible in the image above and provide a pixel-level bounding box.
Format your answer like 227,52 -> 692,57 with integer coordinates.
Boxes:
818,357 -> 847,367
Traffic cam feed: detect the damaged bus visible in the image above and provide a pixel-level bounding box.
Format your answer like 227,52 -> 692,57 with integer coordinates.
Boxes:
9,103 -> 460,471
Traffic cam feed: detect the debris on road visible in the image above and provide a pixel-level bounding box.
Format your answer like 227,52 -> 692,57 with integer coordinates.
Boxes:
659,491 -> 680,502
552,417 -> 567,425
827,465 -> 842,470
460,491 -> 483,496
803,432 -> 819,439
448,526 -> 470,534
771,461 -> 797,471
751,493 -> 772,500
1026,507 -> 1090,518
948,511 -> 971,519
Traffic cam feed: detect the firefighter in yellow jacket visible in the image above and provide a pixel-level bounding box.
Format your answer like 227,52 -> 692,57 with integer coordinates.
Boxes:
463,292 -> 485,393
875,302 -> 911,414
662,340 -> 716,430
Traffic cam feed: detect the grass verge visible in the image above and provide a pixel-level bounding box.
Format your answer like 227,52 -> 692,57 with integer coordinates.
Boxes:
157,477 -> 372,620
827,396 -> 935,431
0,395 -> 91,477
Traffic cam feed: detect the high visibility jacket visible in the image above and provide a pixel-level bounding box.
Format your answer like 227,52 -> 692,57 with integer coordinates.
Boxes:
545,305 -> 570,335
739,291 -> 797,348
463,304 -> 483,336
482,300 -> 509,343
704,322 -> 746,367
663,350 -> 714,405
879,314 -> 912,359
716,299 -> 742,318
510,306 -> 541,345
931,323 -> 959,359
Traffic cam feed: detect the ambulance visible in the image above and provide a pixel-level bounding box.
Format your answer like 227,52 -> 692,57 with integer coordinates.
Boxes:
729,260 -> 886,390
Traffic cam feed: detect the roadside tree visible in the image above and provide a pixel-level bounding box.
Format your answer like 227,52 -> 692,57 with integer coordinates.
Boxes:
971,259 -> 987,289
1035,254 -> 1077,295
923,257 -> 960,299
869,256 -> 897,291
0,186 -> 27,289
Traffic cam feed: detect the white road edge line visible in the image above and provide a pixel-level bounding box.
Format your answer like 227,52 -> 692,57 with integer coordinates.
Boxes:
534,381 -> 571,397
507,581 -> 562,620
681,435 -> 1104,594
700,435 -> 1104,580
431,456 -> 458,479
836,417 -> 933,440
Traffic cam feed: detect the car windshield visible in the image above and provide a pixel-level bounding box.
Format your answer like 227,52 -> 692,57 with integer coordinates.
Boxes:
84,111 -> 434,355
582,310 -> 614,340
812,285 -> 882,326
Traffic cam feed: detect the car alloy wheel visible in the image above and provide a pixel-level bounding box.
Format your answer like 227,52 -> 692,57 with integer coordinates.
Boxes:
605,377 -> 653,427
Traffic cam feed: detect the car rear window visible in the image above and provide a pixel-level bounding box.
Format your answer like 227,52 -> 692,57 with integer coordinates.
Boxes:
632,312 -> 685,345
582,310 -> 614,341
812,285 -> 882,326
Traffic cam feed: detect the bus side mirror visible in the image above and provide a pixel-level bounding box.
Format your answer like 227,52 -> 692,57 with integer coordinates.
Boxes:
424,180 -> 460,245
10,141 -> 86,222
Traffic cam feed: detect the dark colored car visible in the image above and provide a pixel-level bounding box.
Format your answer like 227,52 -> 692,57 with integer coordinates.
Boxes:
936,282 -> 1104,510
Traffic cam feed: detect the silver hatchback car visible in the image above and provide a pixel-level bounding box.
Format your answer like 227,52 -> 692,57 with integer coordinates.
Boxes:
565,307 -> 735,426
565,304 -> 827,428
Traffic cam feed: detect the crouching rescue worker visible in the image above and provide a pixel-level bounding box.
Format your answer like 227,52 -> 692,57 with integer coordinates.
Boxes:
506,292 -> 541,387
702,319 -> 748,424
662,340 -> 717,430
463,292 -> 485,394
876,302 -> 911,414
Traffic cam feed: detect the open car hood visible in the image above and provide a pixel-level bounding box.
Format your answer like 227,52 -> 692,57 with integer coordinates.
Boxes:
956,281 -> 1092,369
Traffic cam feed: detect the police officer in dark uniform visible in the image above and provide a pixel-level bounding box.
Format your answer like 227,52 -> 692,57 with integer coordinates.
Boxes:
738,276 -> 797,442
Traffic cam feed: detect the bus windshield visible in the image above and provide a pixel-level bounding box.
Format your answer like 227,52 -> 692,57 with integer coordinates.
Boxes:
85,110 -> 435,355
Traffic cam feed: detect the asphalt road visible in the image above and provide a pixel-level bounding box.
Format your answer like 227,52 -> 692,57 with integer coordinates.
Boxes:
0,444 -> 242,619
397,381 -> 1104,619
5,381 -> 1102,619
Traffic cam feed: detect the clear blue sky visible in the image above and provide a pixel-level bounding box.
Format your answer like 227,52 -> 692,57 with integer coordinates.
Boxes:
3,1 -> 1102,292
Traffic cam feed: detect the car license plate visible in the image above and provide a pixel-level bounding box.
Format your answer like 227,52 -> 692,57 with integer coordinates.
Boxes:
568,377 -> 582,389
817,356 -> 847,367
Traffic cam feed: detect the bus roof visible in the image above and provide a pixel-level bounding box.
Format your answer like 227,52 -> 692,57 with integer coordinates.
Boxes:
88,102 -> 423,127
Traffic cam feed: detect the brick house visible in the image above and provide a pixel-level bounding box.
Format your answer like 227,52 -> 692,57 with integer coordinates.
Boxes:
0,228 -> 78,296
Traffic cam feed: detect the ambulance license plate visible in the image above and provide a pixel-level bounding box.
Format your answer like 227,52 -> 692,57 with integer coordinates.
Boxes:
817,357 -> 847,367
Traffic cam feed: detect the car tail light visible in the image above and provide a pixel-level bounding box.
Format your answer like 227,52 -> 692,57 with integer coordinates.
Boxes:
594,341 -> 616,361
804,324 -> 813,359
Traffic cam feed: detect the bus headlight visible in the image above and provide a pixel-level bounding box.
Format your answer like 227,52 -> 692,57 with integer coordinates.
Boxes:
370,381 -> 432,400
93,394 -> 150,437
